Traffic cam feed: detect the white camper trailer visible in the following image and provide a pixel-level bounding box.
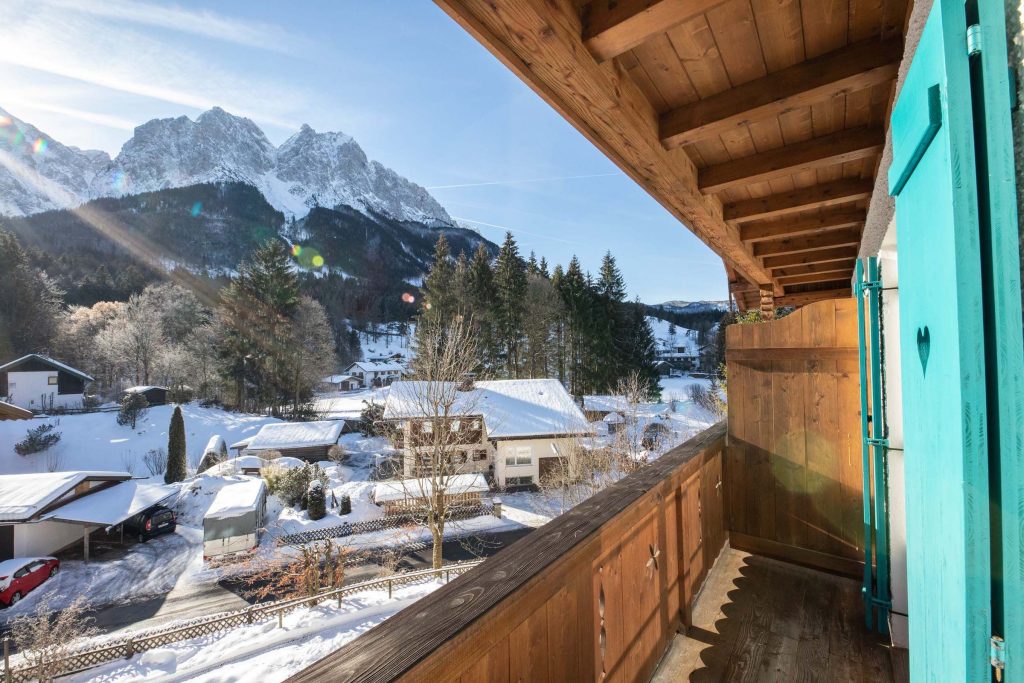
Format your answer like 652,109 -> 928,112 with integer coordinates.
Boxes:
202,479 -> 266,561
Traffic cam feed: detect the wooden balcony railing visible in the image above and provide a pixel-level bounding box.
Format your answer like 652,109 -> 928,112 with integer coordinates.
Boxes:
289,422 -> 727,682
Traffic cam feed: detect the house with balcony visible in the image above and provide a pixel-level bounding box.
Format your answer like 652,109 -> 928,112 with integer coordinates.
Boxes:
383,378 -> 592,488
290,1 -> 1024,682
342,360 -> 404,388
0,354 -> 93,412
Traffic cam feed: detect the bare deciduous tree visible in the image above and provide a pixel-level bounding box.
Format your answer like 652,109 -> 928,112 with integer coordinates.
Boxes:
397,316 -> 484,569
9,596 -> 100,682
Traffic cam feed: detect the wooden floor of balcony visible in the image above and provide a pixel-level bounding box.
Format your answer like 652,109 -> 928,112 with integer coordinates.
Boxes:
653,547 -> 908,682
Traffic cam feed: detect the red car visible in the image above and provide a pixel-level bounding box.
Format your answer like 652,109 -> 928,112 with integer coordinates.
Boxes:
0,557 -> 60,607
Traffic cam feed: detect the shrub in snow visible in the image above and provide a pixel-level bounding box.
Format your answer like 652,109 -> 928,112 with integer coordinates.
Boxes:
359,401 -> 388,437
14,423 -> 61,455
117,391 -> 149,429
339,494 -> 352,515
165,406 -> 187,484
307,480 -> 326,520
267,463 -> 329,508
168,384 -> 193,404
143,448 -> 168,476
82,394 -> 101,410
9,595 -> 99,682
327,443 -> 346,464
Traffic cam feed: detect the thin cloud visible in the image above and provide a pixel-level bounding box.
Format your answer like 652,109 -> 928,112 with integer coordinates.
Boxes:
6,100 -> 136,132
452,216 -> 579,246
37,0 -> 300,54
427,172 -> 619,190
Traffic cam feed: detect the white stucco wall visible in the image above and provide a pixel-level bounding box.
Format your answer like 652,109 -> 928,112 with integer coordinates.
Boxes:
494,437 -> 576,487
5,371 -> 83,410
14,520 -> 85,558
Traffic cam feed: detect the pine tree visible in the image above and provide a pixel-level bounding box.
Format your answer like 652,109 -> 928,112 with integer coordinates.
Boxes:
468,243 -> 498,369
558,257 -> 594,395
421,235 -> 456,323
527,251 -> 539,276
594,252 -> 629,391
538,256 -> 550,279
453,250 -> 471,313
625,301 -> 661,400
165,406 -> 187,483
307,481 -> 327,521
493,233 -> 528,377
0,229 -> 62,359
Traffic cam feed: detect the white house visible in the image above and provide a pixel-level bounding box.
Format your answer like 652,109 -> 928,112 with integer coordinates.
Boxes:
229,420 -> 344,462
343,360 -> 404,388
0,471 -> 134,561
384,378 -> 593,488
0,354 -> 93,411
318,374 -> 361,392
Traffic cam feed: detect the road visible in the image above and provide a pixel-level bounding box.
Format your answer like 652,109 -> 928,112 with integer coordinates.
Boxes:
84,527 -> 534,636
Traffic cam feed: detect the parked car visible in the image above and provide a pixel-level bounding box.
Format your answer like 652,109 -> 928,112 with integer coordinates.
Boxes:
124,504 -> 177,543
0,557 -> 60,607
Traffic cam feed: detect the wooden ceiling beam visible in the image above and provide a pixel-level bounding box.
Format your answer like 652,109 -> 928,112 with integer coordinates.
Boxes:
760,245 -> 860,270
740,207 -> 866,243
778,288 -> 853,307
699,127 -> 884,194
660,39 -> 901,148
772,259 -> 858,278
582,0 -> 727,63
724,179 -> 874,223
753,227 -> 862,258
775,271 -> 853,286
435,0 -> 775,290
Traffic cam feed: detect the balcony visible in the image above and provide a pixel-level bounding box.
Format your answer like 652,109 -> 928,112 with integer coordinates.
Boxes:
287,300 -> 897,682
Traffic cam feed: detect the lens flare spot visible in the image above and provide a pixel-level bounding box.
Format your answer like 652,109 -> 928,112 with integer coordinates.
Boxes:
32,138 -> 47,155
424,302 -> 432,310
312,254 -> 325,268
0,116 -> 11,127
111,171 -> 127,191
401,292 -> 415,304
12,131 -> 24,146
291,244 -> 302,256
190,202 -> 202,217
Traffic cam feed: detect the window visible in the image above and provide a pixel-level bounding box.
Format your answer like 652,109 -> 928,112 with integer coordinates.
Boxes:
506,476 -> 534,487
472,449 -> 488,462
48,376 -> 58,385
505,446 -> 532,467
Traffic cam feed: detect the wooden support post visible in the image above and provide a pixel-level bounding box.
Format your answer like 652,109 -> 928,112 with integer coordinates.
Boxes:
83,527 -> 90,563
4,635 -> 11,683
759,287 -> 775,321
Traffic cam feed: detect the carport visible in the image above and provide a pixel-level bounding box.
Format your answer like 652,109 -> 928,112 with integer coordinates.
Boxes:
44,481 -> 176,561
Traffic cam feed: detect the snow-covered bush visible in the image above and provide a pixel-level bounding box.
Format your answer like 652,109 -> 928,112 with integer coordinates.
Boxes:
9,596 -> 99,681
265,463 -> 329,508
117,392 -> 149,429
307,480 -> 326,520
327,443 -> 345,464
14,423 -> 61,455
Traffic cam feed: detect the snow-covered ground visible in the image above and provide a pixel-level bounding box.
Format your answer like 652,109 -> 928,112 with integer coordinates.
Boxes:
68,579 -> 445,683
311,387 -> 385,421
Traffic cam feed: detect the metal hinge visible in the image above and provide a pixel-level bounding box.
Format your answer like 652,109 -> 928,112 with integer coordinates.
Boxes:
867,437 -> 889,448
967,24 -> 982,57
991,635 -> 1006,682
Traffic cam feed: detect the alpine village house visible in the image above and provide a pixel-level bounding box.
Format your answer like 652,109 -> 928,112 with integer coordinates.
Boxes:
289,1 -> 1024,682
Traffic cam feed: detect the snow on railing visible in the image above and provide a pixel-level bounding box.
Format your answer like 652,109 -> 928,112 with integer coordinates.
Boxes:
1,560 -> 483,683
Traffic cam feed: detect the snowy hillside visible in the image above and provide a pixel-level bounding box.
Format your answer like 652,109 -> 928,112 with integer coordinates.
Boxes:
646,316 -> 701,356
655,300 -> 729,314
0,106 -> 452,225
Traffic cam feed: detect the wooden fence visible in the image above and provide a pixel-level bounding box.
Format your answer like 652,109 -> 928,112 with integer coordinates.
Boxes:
725,298 -> 864,576
278,502 -> 495,546
289,423 -> 727,682
2,561 -> 483,683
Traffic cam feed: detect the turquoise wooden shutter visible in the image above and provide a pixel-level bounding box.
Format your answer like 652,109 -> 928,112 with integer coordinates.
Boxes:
890,1 -> 1024,680
889,2 -> 989,680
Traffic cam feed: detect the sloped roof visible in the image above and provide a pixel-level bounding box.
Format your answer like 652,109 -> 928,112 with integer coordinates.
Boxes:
245,420 -> 344,450
384,379 -> 591,439
0,471 -> 131,522
373,473 -> 489,503
0,400 -> 32,420
205,479 -> 266,520
0,354 -> 94,382
44,481 -> 175,526
321,374 -> 355,384
346,360 -> 404,373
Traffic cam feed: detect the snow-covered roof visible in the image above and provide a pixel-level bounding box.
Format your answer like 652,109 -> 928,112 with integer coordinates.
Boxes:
583,395 -> 672,418
373,473 -> 489,503
44,481 -> 176,526
206,455 -> 267,475
603,411 -> 624,424
0,354 -> 94,382
321,374 -> 355,384
124,385 -> 167,394
244,421 -> 343,450
204,435 -> 226,455
0,471 -> 132,522
346,360 -> 404,373
205,479 -> 266,520
266,456 -> 306,470
384,379 -> 591,439
0,400 -> 32,420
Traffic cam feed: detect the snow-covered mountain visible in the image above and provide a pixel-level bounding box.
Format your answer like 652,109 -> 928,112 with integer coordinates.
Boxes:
656,300 -> 730,314
0,106 -> 452,225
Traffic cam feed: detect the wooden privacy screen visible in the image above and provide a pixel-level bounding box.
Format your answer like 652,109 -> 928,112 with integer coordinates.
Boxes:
289,424 -> 727,683
725,298 -> 863,577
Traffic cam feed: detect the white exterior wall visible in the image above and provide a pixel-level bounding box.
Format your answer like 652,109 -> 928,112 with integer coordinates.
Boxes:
494,437 -> 576,487
14,520 -> 86,557
5,371 -> 82,410
879,218 -> 908,648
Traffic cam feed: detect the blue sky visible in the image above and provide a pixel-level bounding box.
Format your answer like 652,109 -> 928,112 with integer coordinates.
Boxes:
0,0 -> 726,304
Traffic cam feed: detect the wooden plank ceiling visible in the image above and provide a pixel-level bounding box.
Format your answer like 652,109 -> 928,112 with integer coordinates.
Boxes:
434,0 -> 912,310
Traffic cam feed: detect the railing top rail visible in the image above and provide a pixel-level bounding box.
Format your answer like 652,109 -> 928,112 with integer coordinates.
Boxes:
288,421 -> 727,683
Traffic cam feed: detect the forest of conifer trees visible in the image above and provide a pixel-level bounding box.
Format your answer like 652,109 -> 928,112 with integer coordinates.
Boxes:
416,232 -> 660,398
